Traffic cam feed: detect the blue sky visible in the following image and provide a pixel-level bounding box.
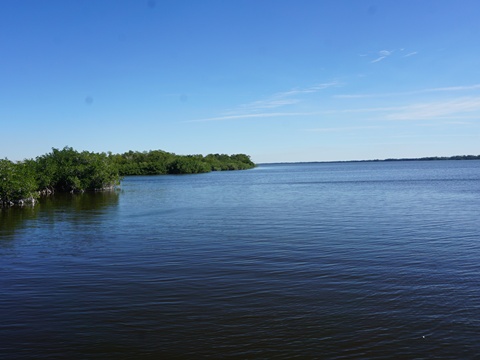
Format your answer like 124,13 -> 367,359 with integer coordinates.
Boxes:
1,0 -> 480,163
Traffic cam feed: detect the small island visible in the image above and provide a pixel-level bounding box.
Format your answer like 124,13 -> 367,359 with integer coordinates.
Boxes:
0,147 -> 255,206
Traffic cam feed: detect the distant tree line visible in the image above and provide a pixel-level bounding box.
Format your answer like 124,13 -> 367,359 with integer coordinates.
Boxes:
382,155 -> 480,161
112,150 -> 255,175
326,154 -> 480,164
1,147 -> 255,206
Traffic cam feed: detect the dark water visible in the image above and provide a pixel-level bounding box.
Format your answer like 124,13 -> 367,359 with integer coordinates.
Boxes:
1,161 -> 480,359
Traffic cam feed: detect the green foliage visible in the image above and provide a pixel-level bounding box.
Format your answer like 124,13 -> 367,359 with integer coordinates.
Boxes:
167,155 -> 211,174
0,146 -> 255,206
35,147 -> 121,192
204,153 -> 255,171
113,150 -> 171,175
115,150 -> 255,176
0,159 -> 38,205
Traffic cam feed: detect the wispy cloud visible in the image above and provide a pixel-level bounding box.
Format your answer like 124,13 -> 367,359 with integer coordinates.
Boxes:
322,106 -> 405,114
391,133 -> 479,139
370,49 -> 393,63
304,125 -> 383,132
441,121 -> 474,125
334,84 -> 480,99
403,51 -> 418,57
187,105 -> 404,123
236,98 -> 301,112
379,50 -> 393,56
366,48 -> 418,63
187,96 -> 480,124
189,82 -> 340,122
186,78 -> 480,125
385,97 -> 480,120
186,112 -> 314,123
318,97 -> 480,121
231,82 -> 339,114
427,84 -> 480,92
281,82 -> 340,96
371,56 -> 386,63
334,93 -> 383,99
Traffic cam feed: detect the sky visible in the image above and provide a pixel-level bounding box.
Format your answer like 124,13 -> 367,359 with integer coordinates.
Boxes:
1,0 -> 480,163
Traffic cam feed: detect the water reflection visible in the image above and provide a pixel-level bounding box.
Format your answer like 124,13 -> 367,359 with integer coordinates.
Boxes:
0,205 -> 40,239
0,190 -> 120,239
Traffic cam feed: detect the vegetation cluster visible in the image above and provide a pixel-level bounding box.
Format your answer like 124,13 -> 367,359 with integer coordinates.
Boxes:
1,147 -> 255,206
382,155 -> 480,161
113,150 -> 255,175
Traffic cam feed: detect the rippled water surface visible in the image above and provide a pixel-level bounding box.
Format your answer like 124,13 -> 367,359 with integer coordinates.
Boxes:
1,161 -> 480,359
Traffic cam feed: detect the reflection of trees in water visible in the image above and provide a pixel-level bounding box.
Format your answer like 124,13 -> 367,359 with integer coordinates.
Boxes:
41,190 -> 119,212
0,205 -> 40,239
0,191 -> 120,239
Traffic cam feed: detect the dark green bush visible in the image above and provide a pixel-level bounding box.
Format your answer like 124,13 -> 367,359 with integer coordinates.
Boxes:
0,159 -> 38,205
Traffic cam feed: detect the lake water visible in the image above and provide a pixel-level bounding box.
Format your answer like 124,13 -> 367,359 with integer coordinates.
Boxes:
1,161 -> 480,359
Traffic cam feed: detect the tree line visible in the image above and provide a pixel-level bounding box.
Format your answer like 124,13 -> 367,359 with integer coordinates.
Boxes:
382,155 -> 480,161
113,150 -> 255,175
1,147 -> 255,206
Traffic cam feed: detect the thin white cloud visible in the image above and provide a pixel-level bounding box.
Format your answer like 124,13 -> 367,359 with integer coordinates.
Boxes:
310,98 -> 480,122
186,96 -> 480,123
386,97 -> 480,121
305,125 -> 382,132
190,104 -> 408,123
403,51 -> 418,57
367,48 -> 418,63
379,50 -> 393,56
335,84 -> 480,99
186,80 -> 480,125
237,98 -> 301,111
334,93 -> 381,99
370,49 -> 394,63
278,82 -> 340,97
427,84 -> 480,92
441,121 -> 474,125
323,106 -> 406,114
371,56 -> 386,64
236,82 -> 339,112
371,56 -> 386,63
205,81 -> 340,120
186,112 -> 313,123
391,133 -> 479,139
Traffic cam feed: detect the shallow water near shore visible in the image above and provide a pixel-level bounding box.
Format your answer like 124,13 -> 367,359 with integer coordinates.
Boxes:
1,160 -> 480,359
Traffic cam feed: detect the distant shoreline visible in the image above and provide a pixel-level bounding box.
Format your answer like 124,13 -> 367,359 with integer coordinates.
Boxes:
260,155 -> 480,165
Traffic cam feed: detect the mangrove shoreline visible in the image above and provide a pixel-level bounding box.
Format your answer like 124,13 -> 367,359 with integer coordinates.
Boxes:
1,147 -> 255,206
